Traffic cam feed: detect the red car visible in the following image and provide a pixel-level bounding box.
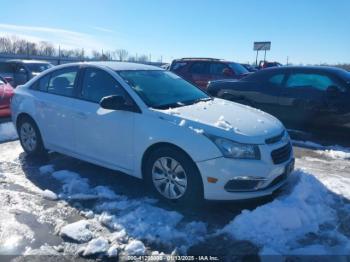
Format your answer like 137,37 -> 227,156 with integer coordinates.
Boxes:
169,58 -> 250,90
0,76 -> 14,117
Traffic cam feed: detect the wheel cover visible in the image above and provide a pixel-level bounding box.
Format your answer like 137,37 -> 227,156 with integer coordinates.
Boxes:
151,157 -> 188,200
20,122 -> 37,152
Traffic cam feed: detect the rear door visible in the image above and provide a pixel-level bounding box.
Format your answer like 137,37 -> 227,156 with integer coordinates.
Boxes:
33,66 -> 79,152
71,67 -> 135,172
277,70 -> 330,127
188,62 -> 211,89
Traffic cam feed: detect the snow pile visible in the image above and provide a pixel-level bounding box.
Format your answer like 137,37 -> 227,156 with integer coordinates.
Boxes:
60,220 -> 93,243
125,240 -> 146,255
41,189 -> 58,200
214,115 -> 233,131
52,170 -> 118,200
220,170 -> 350,255
316,149 -> 350,160
50,168 -> 207,257
293,140 -> 350,160
0,122 -> 18,143
82,237 -> 109,256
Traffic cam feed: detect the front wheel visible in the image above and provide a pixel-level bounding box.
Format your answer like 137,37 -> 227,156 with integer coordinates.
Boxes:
145,147 -> 203,206
18,117 -> 46,156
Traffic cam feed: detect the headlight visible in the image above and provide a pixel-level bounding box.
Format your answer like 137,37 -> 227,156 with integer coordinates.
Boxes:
208,135 -> 260,160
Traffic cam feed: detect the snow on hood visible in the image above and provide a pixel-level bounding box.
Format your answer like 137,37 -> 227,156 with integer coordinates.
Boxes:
153,98 -> 284,144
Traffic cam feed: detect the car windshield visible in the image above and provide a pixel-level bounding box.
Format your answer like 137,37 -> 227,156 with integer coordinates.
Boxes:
228,63 -> 249,75
26,63 -> 53,73
117,70 -> 211,109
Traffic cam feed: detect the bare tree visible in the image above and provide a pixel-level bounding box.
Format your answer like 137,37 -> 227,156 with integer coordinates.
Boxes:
127,56 -> 136,62
115,49 -> 129,61
138,54 -> 149,62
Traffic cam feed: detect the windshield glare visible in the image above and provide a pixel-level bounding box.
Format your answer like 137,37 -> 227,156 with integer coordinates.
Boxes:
228,63 -> 249,75
117,70 -> 210,108
26,63 -> 52,73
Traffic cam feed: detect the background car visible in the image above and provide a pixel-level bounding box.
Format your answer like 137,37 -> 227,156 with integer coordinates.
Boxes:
169,58 -> 250,90
0,59 -> 53,87
241,63 -> 258,72
259,61 -> 282,69
208,66 -> 350,131
0,76 -> 14,117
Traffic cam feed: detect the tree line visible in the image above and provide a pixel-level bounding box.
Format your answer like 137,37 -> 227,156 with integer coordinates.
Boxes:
0,35 -> 152,62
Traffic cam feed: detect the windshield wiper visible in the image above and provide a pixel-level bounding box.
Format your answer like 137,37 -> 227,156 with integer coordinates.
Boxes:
185,97 -> 213,105
152,101 -> 185,110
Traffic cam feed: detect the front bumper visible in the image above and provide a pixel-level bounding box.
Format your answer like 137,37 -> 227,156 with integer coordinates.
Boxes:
196,141 -> 294,201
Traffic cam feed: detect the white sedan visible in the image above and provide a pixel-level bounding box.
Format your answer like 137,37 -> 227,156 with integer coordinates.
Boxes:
11,62 -> 294,204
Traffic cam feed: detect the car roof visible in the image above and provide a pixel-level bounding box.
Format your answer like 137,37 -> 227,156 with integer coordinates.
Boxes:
57,61 -> 163,71
261,65 -> 345,73
5,59 -> 51,64
172,58 -> 237,64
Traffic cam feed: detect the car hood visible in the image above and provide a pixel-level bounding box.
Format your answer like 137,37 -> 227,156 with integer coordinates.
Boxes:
152,98 -> 284,144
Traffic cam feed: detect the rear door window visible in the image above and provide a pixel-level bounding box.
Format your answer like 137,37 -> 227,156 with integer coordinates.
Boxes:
47,67 -> 78,97
189,62 -> 209,75
268,74 -> 285,85
286,73 -> 335,91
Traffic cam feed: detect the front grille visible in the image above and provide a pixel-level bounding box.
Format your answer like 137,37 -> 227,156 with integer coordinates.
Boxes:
271,143 -> 292,164
265,131 -> 285,144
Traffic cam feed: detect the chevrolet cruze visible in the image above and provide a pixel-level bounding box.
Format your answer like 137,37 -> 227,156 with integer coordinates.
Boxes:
11,62 -> 294,204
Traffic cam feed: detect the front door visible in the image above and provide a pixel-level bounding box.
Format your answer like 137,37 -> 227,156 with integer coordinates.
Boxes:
72,67 -> 135,172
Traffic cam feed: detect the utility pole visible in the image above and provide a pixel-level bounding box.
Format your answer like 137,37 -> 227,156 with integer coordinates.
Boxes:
286,56 -> 289,66
58,45 -> 61,65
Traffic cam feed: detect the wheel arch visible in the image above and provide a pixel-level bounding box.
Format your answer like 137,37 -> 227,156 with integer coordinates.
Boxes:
141,142 -> 202,181
16,112 -> 36,130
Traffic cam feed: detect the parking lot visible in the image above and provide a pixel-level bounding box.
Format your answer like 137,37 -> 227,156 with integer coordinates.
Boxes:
0,119 -> 349,259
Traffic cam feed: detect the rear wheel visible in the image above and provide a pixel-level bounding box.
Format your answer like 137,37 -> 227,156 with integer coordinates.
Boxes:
145,147 -> 203,206
18,117 -> 46,156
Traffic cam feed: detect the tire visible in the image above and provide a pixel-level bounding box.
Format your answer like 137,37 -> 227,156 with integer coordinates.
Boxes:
17,116 -> 46,157
144,147 -> 203,206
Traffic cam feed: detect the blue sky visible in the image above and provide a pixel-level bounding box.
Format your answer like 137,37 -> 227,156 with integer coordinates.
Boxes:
1,0 -> 349,64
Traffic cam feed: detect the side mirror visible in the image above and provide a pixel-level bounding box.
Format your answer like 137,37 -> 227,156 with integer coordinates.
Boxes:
100,95 -> 137,112
223,68 -> 234,77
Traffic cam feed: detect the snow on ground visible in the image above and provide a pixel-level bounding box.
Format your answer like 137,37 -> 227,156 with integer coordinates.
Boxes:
293,139 -> 350,160
48,168 -> 208,257
1,137 -> 350,258
219,149 -> 350,256
0,122 -> 18,143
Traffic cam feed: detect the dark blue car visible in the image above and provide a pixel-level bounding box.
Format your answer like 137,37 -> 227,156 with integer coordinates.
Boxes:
208,66 -> 350,131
